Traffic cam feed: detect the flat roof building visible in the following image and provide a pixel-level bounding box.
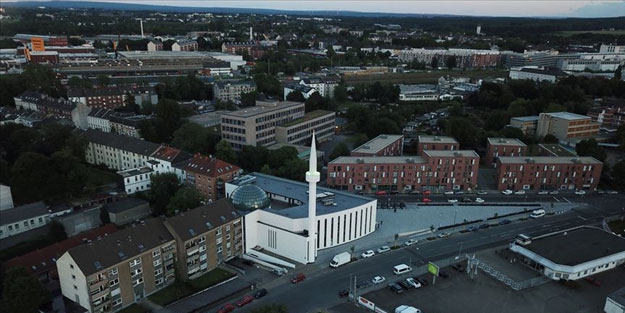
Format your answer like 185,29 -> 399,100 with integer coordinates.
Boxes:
417,135 -> 459,156
351,134 -> 404,157
536,112 -> 600,143
510,116 -> 539,137
486,137 -> 527,168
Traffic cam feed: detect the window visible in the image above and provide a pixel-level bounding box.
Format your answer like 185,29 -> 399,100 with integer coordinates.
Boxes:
131,268 -> 142,276
132,277 -> 143,286
72,275 -> 76,280
70,264 -> 74,269
154,268 -> 163,276
109,268 -> 118,276
112,298 -> 122,306
153,259 -> 161,267
74,285 -> 78,290
152,250 -> 160,258
109,278 -> 119,286
155,277 -> 164,285
129,258 -> 141,267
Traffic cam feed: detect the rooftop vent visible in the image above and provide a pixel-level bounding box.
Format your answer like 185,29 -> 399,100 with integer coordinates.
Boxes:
406,158 -> 415,163
433,136 -> 442,141
356,158 -> 364,164
525,158 -> 535,164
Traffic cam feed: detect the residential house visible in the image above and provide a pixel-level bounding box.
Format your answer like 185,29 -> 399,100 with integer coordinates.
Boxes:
184,154 -> 241,201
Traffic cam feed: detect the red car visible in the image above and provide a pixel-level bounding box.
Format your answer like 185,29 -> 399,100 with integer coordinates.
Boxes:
236,295 -> 254,307
585,276 -> 601,286
217,303 -> 235,313
422,198 -> 432,203
423,190 -> 432,196
375,190 -> 387,196
291,273 -> 306,284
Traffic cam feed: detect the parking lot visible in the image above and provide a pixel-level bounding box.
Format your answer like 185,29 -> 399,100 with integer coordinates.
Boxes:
329,251 -> 625,313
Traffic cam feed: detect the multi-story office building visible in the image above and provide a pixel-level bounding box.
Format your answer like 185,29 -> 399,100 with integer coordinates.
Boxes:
510,116 -> 539,137
184,154 -> 241,201
485,137 -> 527,168
274,110 -> 336,145
350,134 -> 404,157
164,199 -> 243,280
56,218 -> 176,313
327,150 -> 479,192
220,100 -> 305,150
536,112 -> 600,142
416,135 -> 459,156
213,80 -> 256,102
496,156 -> 602,191
82,129 -> 160,171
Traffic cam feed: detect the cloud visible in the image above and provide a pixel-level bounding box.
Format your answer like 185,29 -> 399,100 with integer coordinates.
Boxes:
570,1 -> 625,17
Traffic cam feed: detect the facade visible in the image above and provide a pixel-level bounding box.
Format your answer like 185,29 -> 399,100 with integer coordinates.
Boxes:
148,146 -> 192,182
221,42 -> 267,59
117,167 -> 153,195
213,80 -> 256,102
327,150 -> 479,192
351,134 -> 404,157
87,108 -> 113,132
68,87 -> 125,110
184,154 -> 241,201
508,67 -> 567,83
283,84 -> 318,100
147,41 -> 163,52
172,40 -> 198,52
416,135 -> 459,156
536,112 -> 600,142
220,100 -> 305,150
485,137 -> 527,168
509,226 -> 625,281
82,129 -> 160,171
397,48 -> 500,69
274,110 -> 336,145
605,287 -> 625,313
587,106 -> 625,130
164,199 -> 243,280
56,218 -> 176,313
109,113 -> 153,138
496,156 -> 602,191
510,116 -> 539,137
398,84 -> 439,102
0,201 -> 50,239
14,91 -> 80,122
599,44 -> 625,54
0,184 -> 14,210
299,78 -> 339,99
106,198 -> 151,226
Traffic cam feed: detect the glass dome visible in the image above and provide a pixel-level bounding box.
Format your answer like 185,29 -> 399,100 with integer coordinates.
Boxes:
230,184 -> 270,211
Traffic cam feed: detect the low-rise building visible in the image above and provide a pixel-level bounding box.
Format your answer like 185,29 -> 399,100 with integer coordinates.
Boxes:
68,87 -> 125,110
510,116 -> 539,137
537,144 -> 577,157
283,83 -> 318,100
398,84 -> 439,102
184,154 -> 241,201
587,105 -> 625,131
164,199 -> 243,280
87,108 -> 113,132
0,201 -> 50,239
509,67 -> 567,83
496,156 -> 602,191
350,134 -> 404,157
172,40 -> 198,52
416,135 -> 459,156
106,198 -> 151,226
536,112 -> 600,143
485,137 -> 527,168
148,146 -> 191,182
109,113 -> 153,138
117,167 -> 153,195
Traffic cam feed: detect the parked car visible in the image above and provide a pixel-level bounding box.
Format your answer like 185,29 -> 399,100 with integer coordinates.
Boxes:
361,250 -> 375,258
607,190 -> 619,195
498,219 -> 511,225
585,276 -> 601,286
444,190 -> 454,195
338,289 -> 350,297
501,190 -> 513,195
437,232 -> 451,238
236,295 -> 254,307
416,277 -> 429,286
454,190 -> 464,195
422,198 -> 432,203
476,190 -> 488,195
375,190 -> 387,196
447,199 -> 459,203
423,190 -> 432,196
405,277 -> 422,289
452,263 -> 465,272
514,190 -> 526,195
377,245 -> 391,253
530,209 -> 546,218
575,190 -> 586,195
254,288 -> 268,299
291,273 -> 306,284
398,280 -> 412,289
538,190 -> 549,195
399,201 -> 406,208
461,197 -> 472,202
549,190 -> 559,195
410,190 -> 421,194
372,276 -> 386,284
388,282 -> 404,294
479,223 -> 490,229
217,303 -> 235,313
439,271 -> 450,278
466,226 -> 478,232
404,239 -> 419,246
475,197 -> 485,203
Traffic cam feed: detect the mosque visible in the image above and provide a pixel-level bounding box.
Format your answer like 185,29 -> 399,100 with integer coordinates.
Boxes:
226,134 -> 378,265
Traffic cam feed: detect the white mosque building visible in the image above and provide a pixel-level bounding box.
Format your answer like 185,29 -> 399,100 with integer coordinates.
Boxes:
225,134 -> 378,266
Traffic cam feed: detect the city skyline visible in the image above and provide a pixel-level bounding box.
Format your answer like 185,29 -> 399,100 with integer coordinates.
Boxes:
4,0 -> 625,18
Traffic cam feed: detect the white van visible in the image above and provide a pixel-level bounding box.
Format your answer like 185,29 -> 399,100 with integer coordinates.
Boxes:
515,234 -> 532,246
393,264 -> 413,275
529,209 -> 545,218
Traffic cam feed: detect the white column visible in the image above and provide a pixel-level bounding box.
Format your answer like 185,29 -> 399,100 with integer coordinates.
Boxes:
305,132 -> 320,263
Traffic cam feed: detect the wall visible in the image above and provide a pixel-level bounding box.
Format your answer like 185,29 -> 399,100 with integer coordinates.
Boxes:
57,253 -> 91,313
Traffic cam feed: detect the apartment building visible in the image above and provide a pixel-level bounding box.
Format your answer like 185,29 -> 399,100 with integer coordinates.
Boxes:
184,154 -> 241,201
117,167 -> 153,195
274,110 -> 336,145
164,199 -> 243,280
13,91 -> 91,129
485,137 -> 527,168
496,156 -> 602,191
298,78 -> 339,99
350,134 -> 404,157
220,100 -> 305,150
87,108 -> 113,132
537,144 -> 577,157
82,129 -> 160,171
68,87 -> 125,110
416,135 -> 459,156
213,80 -> 256,102
510,116 -> 539,137
172,40 -> 198,52
109,113 -> 153,139
536,112 -> 600,142
587,106 -> 625,130
56,218 -> 176,313
327,150 -> 479,192
148,145 -> 191,182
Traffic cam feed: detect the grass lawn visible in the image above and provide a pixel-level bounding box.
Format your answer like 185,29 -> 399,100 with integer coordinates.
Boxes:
148,268 -> 235,306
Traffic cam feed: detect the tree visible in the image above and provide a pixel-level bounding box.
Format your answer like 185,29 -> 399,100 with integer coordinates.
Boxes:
329,143 -> 350,161
171,122 -> 213,155
445,55 -> 457,69
240,90 -> 259,107
542,134 -> 558,144
167,187 -> 203,216
611,160 -> 625,190
215,140 -> 238,165
96,74 -> 111,87
238,145 -> 269,173
10,152 -> 51,202
267,146 -> 298,169
286,90 -> 306,103
615,125 -> 625,149
575,138 -> 607,162
305,92 -> 324,112
334,84 -> 348,103
430,56 -> 439,69
615,65 -> 622,81
100,207 -> 111,225
1,267 -> 50,313
149,173 -> 180,216
48,220 -> 67,241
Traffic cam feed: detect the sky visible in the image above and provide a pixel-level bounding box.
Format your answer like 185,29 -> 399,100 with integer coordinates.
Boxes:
7,0 -> 625,17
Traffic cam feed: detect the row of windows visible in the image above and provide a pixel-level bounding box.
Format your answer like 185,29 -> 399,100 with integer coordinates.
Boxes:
4,216 -> 46,232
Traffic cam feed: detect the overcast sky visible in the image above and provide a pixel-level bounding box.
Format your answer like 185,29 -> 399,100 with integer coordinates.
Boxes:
8,0 -> 625,17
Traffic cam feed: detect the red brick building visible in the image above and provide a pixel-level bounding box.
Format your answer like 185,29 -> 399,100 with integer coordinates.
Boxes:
184,154 -> 241,201
496,156 -> 602,191
221,42 -> 268,59
416,135 -> 459,156
485,137 -> 527,168
68,87 -> 125,110
327,150 -> 479,193
351,134 -> 403,157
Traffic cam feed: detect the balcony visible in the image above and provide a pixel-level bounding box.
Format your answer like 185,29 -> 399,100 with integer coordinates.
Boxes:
186,246 -> 199,256
90,288 -> 110,300
89,279 -> 108,289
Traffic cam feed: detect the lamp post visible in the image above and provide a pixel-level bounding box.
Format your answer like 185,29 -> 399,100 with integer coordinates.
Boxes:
455,242 -> 464,260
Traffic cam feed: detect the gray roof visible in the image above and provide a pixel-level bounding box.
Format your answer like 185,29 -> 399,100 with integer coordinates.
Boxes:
88,108 -> 112,119
487,137 -> 527,147
525,226 -> 625,266
352,134 -> 403,155
67,218 -> 173,276
423,150 -> 480,158
519,67 -> 567,76
498,156 -> 601,165
331,156 -> 426,165
81,129 -> 160,157
608,287 -> 625,306
538,144 -> 577,157
0,201 -> 48,225
221,101 -> 303,118
215,80 -> 256,88
510,116 -> 539,122
418,135 -> 458,144
106,197 -> 149,214
228,173 -> 375,219
542,112 -> 590,120
165,199 -> 240,242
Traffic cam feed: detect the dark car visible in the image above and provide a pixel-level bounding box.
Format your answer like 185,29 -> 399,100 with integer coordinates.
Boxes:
338,289 -> 349,297
254,288 -> 268,299
461,197 -> 472,203
452,263 -> 465,272
291,273 -> 306,284
479,223 -> 490,229
399,201 -> 406,208
466,226 -> 478,232
498,219 -> 511,225
439,271 -> 450,278
416,277 -> 429,286
399,281 -> 412,289
388,282 -> 404,294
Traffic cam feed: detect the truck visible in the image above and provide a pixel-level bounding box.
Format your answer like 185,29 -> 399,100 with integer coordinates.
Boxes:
329,252 -> 351,268
395,305 -> 422,313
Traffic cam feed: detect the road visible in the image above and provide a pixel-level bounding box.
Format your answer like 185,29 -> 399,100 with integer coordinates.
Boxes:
237,194 -> 625,313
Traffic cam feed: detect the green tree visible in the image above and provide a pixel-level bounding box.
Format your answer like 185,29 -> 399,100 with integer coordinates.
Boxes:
171,122 -> 214,155
334,84 -> 348,103
430,56 -> 438,69
611,160 -> 625,190
305,92 -> 324,112
542,134 -> 558,144
286,90 -> 306,103
48,220 -> 67,241
260,164 -> 272,175
10,152 -> 51,202
275,158 -> 307,181
329,143 -> 350,161
575,138 -> 607,162
215,140 -> 238,165
96,74 -> 111,87
1,267 -> 50,313
149,173 -> 180,216
544,103 -> 567,113
614,65 -> 622,81
267,146 -> 298,169
240,90 -> 259,107
167,187 -> 203,215
445,55 -> 457,69
238,145 -> 269,172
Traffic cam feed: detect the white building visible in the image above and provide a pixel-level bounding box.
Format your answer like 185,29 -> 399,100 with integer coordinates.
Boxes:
599,44 -> 625,54
117,167 -> 153,195
147,146 -> 191,182
398,84 -> 439,102
0,201 -> 50,239
87,108 -> 112,133
509,66 -> 567,83
605,287 -> 625,313
0,184 -> 14,210
82,129 -> 160,171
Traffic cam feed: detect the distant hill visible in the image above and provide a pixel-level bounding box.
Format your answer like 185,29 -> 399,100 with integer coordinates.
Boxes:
2,0 -> 454,17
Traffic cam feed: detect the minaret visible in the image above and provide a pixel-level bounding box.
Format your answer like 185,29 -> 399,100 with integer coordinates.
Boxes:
305,132 -> 320,263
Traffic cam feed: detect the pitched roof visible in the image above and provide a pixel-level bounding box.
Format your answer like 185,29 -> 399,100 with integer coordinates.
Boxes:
66,218 -> 173,276
81,129 -> 160,157
87,107 -> 113,119
165,199 -> 240,242
184,154 -> 240,177
151,145 -> 192,165
0,201 -> 48,225
106,197 -> 149,214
